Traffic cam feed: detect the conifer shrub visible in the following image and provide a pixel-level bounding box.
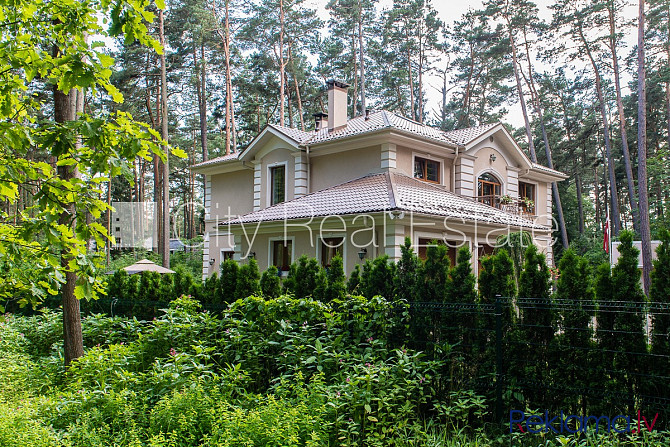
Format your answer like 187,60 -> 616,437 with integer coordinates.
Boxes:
235,258 -> 261,299
610,231 -> 647,404
283,255 -> 321,298
324,255 -> 346,301
347,263 -> 361,294
554,249 -> 593,412
361,255 -> 396,299
417,242 -> 450,302
652,229 -> 670,357
395,237 -> 419,302
260,265 -> 282,299
201,272 -> 219,304
218,258 -> 239,303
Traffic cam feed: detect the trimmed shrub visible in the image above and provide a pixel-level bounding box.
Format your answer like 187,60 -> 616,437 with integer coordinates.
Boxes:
235,258 -> 261,299
395,237 -> 419,302
260,266 -> 282,299
218,258 -> 239,303
324,255 -> 346,301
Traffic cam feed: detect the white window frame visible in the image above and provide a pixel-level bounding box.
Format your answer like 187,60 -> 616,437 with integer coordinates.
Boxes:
267,161 -> 288,207
412,152 -> 444,185
268,235 -> 295,277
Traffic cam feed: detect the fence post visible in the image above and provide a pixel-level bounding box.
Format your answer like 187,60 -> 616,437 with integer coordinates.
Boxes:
495,294 -> 503,421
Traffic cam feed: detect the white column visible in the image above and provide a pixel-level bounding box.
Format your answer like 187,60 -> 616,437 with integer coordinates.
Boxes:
455,156 -> 475,197
385,222 -> 404,262
202,231 -> 210,281
253,160 -> 262,211
233,234 -> 243,262
293,152 -> 308,198
381,143 -> 397,169
506,167 -> 519,199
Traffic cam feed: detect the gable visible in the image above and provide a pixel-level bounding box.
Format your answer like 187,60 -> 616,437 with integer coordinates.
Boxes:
238,125 -> 302,162
464,125 -> 533,171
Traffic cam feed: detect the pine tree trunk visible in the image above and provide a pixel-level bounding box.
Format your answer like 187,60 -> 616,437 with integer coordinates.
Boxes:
278,0 -> 286,127
199,44 -> 208,162
159,10 -> 170,268
288,42 -> 305,131
578,22 -> 621,235
637,0 -> 652,295
357,0 -> 366,117
520,32 -> 568,248
504,12 -> 537,162
608,2 -> 639,232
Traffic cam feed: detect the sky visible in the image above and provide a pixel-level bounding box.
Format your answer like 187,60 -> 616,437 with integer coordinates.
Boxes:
307,0 -> 641,128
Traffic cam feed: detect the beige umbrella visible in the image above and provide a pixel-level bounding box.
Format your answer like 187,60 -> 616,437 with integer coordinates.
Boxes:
122,259 -> 175,274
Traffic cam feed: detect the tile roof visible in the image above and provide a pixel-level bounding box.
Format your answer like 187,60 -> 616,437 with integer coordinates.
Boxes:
267,124 -> 313,144
442,123 -> 499,145
191,152 -> 239,168
221,171 -> 549,230
530,162 -> 568,178
193,112 -> 507,169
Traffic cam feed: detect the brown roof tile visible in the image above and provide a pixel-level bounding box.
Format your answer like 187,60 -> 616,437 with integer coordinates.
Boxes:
221,171 -> 548,230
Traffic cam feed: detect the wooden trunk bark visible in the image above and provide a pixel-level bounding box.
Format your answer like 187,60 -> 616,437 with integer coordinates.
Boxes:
159,10 -> 170,268
54,80 -> 83,368
608,2 -> 639,232
637,0 -> 652,295
578,22 -> 622,235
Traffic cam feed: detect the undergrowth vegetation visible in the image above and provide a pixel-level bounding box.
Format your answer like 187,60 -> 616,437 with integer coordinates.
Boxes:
2,294 -> 668,446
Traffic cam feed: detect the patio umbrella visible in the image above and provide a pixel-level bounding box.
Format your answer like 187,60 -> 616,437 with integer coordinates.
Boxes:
122,259 -> 175,274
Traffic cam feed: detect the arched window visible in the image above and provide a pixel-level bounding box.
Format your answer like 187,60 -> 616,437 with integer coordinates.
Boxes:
477,173 -> 501,207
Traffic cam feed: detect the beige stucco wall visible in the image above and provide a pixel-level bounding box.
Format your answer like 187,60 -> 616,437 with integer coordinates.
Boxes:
310,145 -> 381,192
209,170 -> 254,223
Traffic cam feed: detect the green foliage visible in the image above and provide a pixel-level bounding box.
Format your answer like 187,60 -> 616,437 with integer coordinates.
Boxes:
652,229 -> 670,357
395,237 -> 419,302
417,242 -> 450,302
446,246 -> 477,303
235,258 -> 261,299
347,263 -> 361,294
478,250 -> 516,302
0,0 -> 171,308
324,255 -> 346,301
283,255 -> 321,299
554,249 -> 593,410
260,265 -> 282,299
139,272 -> 162,302
518,244 -> 551,299
360,255 -> 396,299
218,258 -> 239,302
609,231 -> 648,399
497,231 -> 533,288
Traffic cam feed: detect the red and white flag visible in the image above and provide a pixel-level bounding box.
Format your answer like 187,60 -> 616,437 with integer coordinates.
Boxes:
603,218 -> 610,254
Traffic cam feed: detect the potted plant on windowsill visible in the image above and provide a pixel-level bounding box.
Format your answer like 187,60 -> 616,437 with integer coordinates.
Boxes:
521,197 -> 534,212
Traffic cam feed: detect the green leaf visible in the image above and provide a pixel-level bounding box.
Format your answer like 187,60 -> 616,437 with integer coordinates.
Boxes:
171,147 -> 187,158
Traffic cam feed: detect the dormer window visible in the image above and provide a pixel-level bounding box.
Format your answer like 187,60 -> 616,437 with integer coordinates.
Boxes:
270,164 -> 286,205
414,157 -> 440,183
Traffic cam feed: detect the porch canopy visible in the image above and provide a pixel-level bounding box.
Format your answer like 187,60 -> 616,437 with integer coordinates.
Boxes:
122,259 -> 175,274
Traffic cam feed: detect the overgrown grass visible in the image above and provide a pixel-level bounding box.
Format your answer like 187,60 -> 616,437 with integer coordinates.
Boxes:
0,295 -> 667,446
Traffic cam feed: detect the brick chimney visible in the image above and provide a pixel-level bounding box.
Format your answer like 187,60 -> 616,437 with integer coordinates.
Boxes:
327,80 -> 349,131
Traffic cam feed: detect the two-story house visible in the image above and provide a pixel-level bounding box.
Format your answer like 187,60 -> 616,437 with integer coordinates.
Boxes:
192,80 -> 567,280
